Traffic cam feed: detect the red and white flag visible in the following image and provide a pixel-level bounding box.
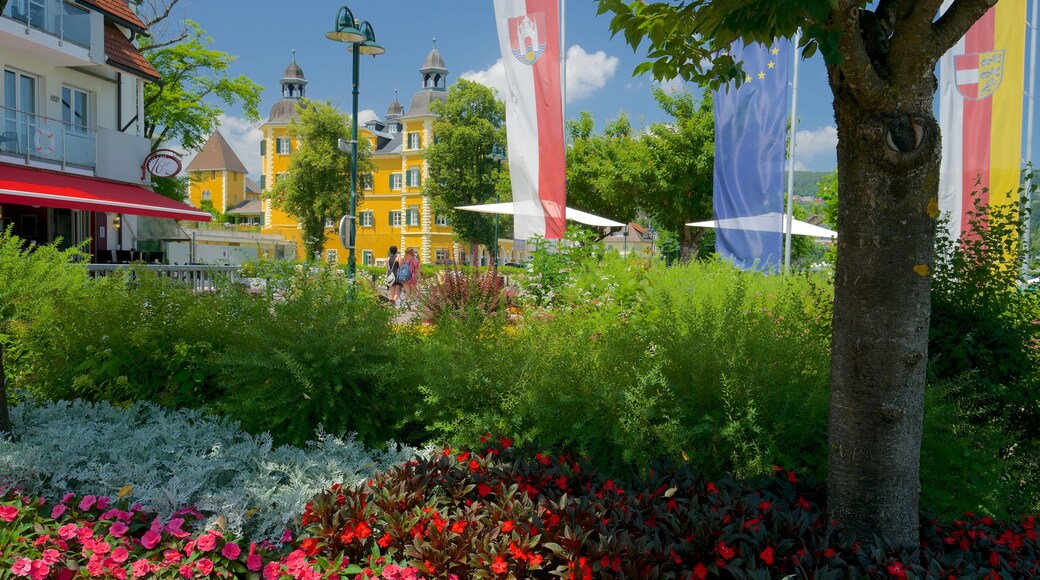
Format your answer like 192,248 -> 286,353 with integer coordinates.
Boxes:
494,0 -> 567,239
938,0 -> 1026,240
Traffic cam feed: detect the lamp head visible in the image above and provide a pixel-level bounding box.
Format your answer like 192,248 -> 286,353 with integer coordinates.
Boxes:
485,143 -> 507,163
326,6 -> 365,44
347,21 -> 385,56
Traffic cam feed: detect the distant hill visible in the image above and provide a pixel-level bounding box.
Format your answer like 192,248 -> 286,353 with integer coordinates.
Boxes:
792,170 -> 832,198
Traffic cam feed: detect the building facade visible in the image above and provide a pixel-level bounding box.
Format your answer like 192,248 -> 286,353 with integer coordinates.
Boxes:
257,45 -> 459,266
0,0 -> 207,262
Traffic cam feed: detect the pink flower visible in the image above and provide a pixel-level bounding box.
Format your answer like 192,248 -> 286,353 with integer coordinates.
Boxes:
196,533 -> 217,552
0,505 -> 19,522
96,496 -> 110,510
58,523 -> 77,540
280,528 -> 292,543
111,567 -> 127,580
78,495 -> 97,511
60,492 -> 75,504
93,540 -> 112,555
163,549 -> 182,564
166,517 -> 190,538
11,558 -> 32,577
109,521 -> 129,537
196,559 -> 214,576
131,560 -> 151,578
50,504 -> 67,519
28,560 -> 50,580
263,561 -> 282,580
178,564 -> 192,578
112,546 -> 130,564
40,550 -> 61,565
247,553 -> 263,572
222,542 -> 241,560
382,564 -> 402,579
141,529 -> 161,549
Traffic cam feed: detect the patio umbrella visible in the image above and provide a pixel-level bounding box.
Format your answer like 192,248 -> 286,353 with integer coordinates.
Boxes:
455,202 -> 625,228
686,212 -> 837,238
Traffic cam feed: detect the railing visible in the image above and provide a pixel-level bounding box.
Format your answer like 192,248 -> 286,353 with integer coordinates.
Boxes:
1,104 -> 96,168
1,0 -> 91,47
87,264 -> 241,293
192,221 -> 263,233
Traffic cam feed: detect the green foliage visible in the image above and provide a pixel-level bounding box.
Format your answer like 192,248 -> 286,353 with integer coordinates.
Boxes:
268,100 -> 373,258
211,266 -> 421,448
565,111 -> 650,226
140,20 -> 262,151
426,79 -> 508,250
519,227 -> 604,307
418,267 -> 509,323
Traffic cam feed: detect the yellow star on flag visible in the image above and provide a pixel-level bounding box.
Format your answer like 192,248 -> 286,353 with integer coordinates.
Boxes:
758,72 -> 766,79
771,47 -> 779,55
745,74 -> 753,82
768,61 -> 775,69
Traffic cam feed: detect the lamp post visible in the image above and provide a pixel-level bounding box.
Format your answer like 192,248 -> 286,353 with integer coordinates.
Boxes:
485,143 -> 507,268
326,6 -> 384,281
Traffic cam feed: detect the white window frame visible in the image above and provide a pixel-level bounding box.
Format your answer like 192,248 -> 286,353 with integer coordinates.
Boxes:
390,173 -> 403,190
407,132 -> 420,149
362,250 -> 373,265
201,190 -> 211,201
362,174 -> 373,191
324,217 -> 335,228
435,213 -> 449,226
388,124 -> 397,133
359,210 -> 374,227
390,210 -> 402,227
61,85 -> 89,134
406,168 -> 421,188
326,249 -> 338,263
435,248 -> 449,262
407,205 -> 420,226
277,137 -> 291,154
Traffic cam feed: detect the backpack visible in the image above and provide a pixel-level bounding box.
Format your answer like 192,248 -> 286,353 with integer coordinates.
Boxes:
397,260 -> 412,283
385,258 -> 398,286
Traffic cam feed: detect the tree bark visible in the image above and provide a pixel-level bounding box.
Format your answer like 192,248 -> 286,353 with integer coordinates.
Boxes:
0,342 -> 12,436
827,71 -> 940,546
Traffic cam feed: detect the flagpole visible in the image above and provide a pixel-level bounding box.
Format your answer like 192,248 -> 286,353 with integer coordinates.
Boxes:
1024,0 -> 1038,277
783,30 -> 801,274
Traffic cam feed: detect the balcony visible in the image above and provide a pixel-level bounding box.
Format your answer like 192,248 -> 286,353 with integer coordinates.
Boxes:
2,0 -> 91,47
1,104 -> 97,169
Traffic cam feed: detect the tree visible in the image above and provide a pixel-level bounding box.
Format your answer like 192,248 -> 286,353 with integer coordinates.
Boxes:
639,87 -> 716,261
267,100 -> 373,259
425,79 -> 507,262
597,0 -> 995,545
139,20 -> 262,153
0,230 -> 88,435
565,111 -> 651,235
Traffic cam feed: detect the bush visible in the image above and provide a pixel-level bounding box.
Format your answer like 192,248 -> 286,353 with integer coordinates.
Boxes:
418,266 -> 509,323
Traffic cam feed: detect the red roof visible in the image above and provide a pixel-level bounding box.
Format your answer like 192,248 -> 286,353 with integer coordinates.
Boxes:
78,0 -> 146,31
629,222 -> 649,235
104,22 -> 159,81
0,165 -> 211,222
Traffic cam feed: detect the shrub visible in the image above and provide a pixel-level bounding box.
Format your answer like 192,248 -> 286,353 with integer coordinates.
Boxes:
418,267 -> 509,323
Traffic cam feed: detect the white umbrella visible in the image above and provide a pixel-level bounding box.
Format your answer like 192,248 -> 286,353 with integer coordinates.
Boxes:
455,202 -> 625,228
687,212 -> 837,238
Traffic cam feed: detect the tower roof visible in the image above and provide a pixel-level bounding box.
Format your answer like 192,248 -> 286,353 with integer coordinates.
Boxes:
186,130 -> 249,174
386,90 -> 404,118
421,47 -> 447,73
268,50 -> 308,124
407,39 -> 449,117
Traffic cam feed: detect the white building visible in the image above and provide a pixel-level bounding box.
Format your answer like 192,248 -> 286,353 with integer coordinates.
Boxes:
0,0 -> 207,262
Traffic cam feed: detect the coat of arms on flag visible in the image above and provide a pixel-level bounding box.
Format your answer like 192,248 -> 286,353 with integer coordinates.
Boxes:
954,49 -> 1005,99
509,13 -> 546,65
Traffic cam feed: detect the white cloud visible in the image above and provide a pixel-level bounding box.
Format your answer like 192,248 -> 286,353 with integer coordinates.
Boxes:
460,44 -> 619,103
653,77 -> 687,94
792,125 -> 838,171
357,109 -> 379,125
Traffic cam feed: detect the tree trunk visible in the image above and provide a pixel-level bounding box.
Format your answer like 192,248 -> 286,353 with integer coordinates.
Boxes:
0,342 -> 11,436
827,80 -> 939,546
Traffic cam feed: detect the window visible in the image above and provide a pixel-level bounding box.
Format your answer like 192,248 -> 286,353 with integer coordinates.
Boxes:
406,168 -> 421,188
201,190 -> 211,201
324,217 -> 335,228
260,175 -> 266,190
361,174 -> 373,190
407,132 -> 420,149
390,173 -> 403,190
362,250 -> 373,266
435,248 -> 448,263
326,249 -> 338,263
277,137 -> 291,154
61,86 -> 89,133
407,205 -> 420,226
435,213 -> 450,226
359,210 -> 374,227
388,124 -> 397,133
4,69 -> 37,150
260,139 -> 266,156
389,210 -> 402,226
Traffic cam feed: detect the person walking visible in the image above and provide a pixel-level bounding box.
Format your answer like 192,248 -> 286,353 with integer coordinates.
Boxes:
385,246 -> 402,306
399,247 -> 422,304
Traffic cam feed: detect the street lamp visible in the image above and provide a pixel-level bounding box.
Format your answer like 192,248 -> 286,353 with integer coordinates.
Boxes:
326,6 -> 384,280
485,143 -> 507,268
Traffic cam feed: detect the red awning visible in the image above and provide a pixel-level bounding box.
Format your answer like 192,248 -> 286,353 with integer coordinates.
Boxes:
0,165 -> 211,222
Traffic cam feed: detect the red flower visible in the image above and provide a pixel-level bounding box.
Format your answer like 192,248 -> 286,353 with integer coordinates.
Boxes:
693,563 -> 708,580
797,496 -> 811,510
478,483 -> 492,498
787,471 -> 798,483
457,451 -> 470,462
300,537 -> 320,556
887,561 -> 907,579
355,521 -> 372,540
535,453 -> 552,466
501,520 -> 515,533
441,447 -> 451,457
499,436 -> 513,449
759,501 -> 772,511
480,432 -> 491,443
989,551 -> 1000,568
716,541 -> 735,560
556,476 -> 568,490
492,557 -> 508,574
706,482 -> 719,495
824,548 -> 836,559
469,459 -> 481,472
759,546 -> 775,565
527,553 -> 543,566
377,533 -> 392,548
451,520 -> 467,534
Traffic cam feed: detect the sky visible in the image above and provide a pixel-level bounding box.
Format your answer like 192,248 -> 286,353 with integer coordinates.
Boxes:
165,0 -> 1037,184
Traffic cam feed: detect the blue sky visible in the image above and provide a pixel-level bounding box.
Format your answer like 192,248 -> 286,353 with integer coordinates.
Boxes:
168,0 -> 1036,183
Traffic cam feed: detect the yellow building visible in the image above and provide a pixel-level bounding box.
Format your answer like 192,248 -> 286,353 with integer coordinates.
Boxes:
258,45 -> 475,266
186,131 -> 256,215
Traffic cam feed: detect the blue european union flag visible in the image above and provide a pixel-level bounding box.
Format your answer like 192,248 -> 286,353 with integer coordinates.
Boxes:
712,39 -> 793,270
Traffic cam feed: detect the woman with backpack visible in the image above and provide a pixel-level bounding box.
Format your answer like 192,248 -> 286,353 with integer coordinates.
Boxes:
385,246 -> 402,306
398,247 -> 422,303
